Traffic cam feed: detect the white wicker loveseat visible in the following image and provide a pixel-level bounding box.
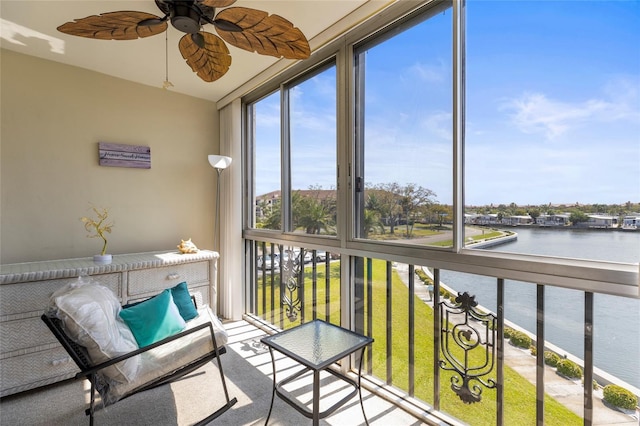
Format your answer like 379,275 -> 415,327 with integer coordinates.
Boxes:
41,278 -> 237,425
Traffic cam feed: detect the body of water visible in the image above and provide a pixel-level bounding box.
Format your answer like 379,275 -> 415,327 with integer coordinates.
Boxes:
440,227 -> 640,389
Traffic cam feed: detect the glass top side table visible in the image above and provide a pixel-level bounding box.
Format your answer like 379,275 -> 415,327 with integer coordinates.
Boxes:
261,320 -> 374,426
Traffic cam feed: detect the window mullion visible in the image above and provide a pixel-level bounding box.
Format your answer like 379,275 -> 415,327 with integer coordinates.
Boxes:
453,0 -> 465,252
281,84 -> 292,232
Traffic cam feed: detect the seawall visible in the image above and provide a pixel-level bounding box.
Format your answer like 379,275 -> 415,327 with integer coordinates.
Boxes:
465,231 -> 518,248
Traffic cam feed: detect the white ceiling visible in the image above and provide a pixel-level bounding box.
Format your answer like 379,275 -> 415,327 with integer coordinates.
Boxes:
0,1 -> 373,103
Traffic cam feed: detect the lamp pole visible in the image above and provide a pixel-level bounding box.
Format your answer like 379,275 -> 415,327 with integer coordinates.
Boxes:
208,155 -> 232,251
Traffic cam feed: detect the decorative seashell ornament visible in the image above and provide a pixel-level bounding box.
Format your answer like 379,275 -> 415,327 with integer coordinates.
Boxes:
177,238 -> 199,254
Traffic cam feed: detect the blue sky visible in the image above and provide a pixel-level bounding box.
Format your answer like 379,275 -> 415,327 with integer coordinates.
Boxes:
465,0 -> 640,206
256,1 -> 640,207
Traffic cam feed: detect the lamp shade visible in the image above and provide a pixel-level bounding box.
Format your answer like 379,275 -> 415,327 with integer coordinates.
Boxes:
208,155 -> 232,170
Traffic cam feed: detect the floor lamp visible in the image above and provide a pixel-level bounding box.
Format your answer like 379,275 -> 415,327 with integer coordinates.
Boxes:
208,155 -> 232,252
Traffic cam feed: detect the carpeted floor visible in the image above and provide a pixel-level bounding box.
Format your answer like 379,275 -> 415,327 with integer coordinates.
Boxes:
0,320 -> 426,426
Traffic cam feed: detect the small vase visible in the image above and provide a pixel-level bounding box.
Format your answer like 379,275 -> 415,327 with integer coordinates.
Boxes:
93,254 -> 112,264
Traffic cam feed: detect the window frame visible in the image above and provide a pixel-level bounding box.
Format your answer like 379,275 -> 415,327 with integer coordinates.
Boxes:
241,0 -> 639,299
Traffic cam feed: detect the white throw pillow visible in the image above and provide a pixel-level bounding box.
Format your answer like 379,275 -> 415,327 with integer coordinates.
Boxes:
51,280 -> 139,383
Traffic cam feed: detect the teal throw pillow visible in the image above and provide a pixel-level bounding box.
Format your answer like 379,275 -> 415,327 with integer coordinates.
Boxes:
119,289 -> 186,347
171,282 -> 198,321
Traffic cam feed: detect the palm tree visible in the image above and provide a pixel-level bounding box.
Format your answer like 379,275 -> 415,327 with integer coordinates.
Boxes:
292,191 -> 333,234
362,209 -> 383,238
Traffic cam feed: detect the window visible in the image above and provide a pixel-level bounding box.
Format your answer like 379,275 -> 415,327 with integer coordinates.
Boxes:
241,0 -> 639,412
248,62 -> 338,236
289,64 -> 337,235
354,3 -> 454,247
243,0 -> 638,278
464,0 -> 640,263
251,92 -> 282,231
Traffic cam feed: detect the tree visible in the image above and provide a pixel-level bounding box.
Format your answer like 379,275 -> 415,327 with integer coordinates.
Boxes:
256,198 -> 281,230
365,182 -> 436,238
528,208 -> 541,223
398,184 -> 436,237
362,209 -> 383,238
367,182 -> 402,234
569,211 -> 589,227
292,190 -> 334,234
260,199 -> 281,230
429,204 -> 451,228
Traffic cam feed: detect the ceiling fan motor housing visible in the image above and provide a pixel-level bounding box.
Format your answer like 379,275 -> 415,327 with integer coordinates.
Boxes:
156,0 -> 215,34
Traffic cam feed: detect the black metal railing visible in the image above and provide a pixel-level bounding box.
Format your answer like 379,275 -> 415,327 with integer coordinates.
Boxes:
244,238 -> 638,425
248,240 -> 339,331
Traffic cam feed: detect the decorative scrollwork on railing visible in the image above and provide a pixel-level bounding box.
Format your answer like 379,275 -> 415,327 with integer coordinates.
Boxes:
280,249 -> 303,322
439,291 -> 497,403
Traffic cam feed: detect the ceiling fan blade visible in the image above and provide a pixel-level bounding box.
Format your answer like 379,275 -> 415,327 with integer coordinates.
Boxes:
58,11 -> 167,40
214,7 -> 310,60
199,0 -> 238,7
179,32 -> 232,82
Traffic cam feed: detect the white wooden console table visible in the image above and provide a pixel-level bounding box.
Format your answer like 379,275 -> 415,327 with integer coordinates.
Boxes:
0,250 -> 219,397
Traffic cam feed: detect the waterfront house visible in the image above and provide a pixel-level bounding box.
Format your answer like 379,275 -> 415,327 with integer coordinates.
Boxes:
503,215 -> 534,226
622,215 -> 640,230
586,214 -> 618,229
537,213 -> 571,227
1,1 -> 638,425
475,213 -> 500,225
464,213 -> 479,224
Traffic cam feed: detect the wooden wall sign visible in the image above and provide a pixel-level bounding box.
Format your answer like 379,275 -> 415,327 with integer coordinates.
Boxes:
98,142 -> 151,169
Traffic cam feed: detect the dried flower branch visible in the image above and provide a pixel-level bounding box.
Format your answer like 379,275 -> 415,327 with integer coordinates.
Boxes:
81,206 -> 114,256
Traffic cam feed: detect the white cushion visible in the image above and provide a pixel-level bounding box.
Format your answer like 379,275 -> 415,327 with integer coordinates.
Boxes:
106,305 -> 228,401
51,281 -> 139,383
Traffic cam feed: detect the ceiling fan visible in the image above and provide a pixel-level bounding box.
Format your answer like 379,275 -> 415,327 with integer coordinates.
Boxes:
57,0 -> 311,83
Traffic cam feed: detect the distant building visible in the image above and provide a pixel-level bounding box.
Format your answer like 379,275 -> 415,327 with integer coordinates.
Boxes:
536,214 -> 570,226
475,213 -> 499,225
621,215 -> 640,230
464,213 -> 479,224
255,190 -> 281,219
503,215 -> 533,226
585,214 -> 617,229
255,189 -> 336,219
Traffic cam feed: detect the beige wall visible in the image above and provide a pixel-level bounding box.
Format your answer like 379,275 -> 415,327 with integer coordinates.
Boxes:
1,50 -> 220,264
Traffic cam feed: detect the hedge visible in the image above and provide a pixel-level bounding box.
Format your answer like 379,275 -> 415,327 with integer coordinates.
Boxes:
509,330 -> 532,349
544,351 -> 561,367
415,269 -> 433,285
556,359 -> 582,379
603,384 -> 637,410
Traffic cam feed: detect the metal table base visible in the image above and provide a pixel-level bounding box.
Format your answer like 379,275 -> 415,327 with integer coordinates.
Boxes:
261,320 -> 373,426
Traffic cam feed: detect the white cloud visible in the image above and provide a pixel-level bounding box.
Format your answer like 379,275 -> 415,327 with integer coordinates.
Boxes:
421,111 -> 452,141
500,92 -> 608,139
601,76 -> 640,121
255,96 -> 280,128
500,76 -> 640,140
407,62 -> 446,84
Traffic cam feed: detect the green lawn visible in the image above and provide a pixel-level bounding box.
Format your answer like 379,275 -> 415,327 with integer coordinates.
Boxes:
255,259 -> 581,425
366,223 -> 444,241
